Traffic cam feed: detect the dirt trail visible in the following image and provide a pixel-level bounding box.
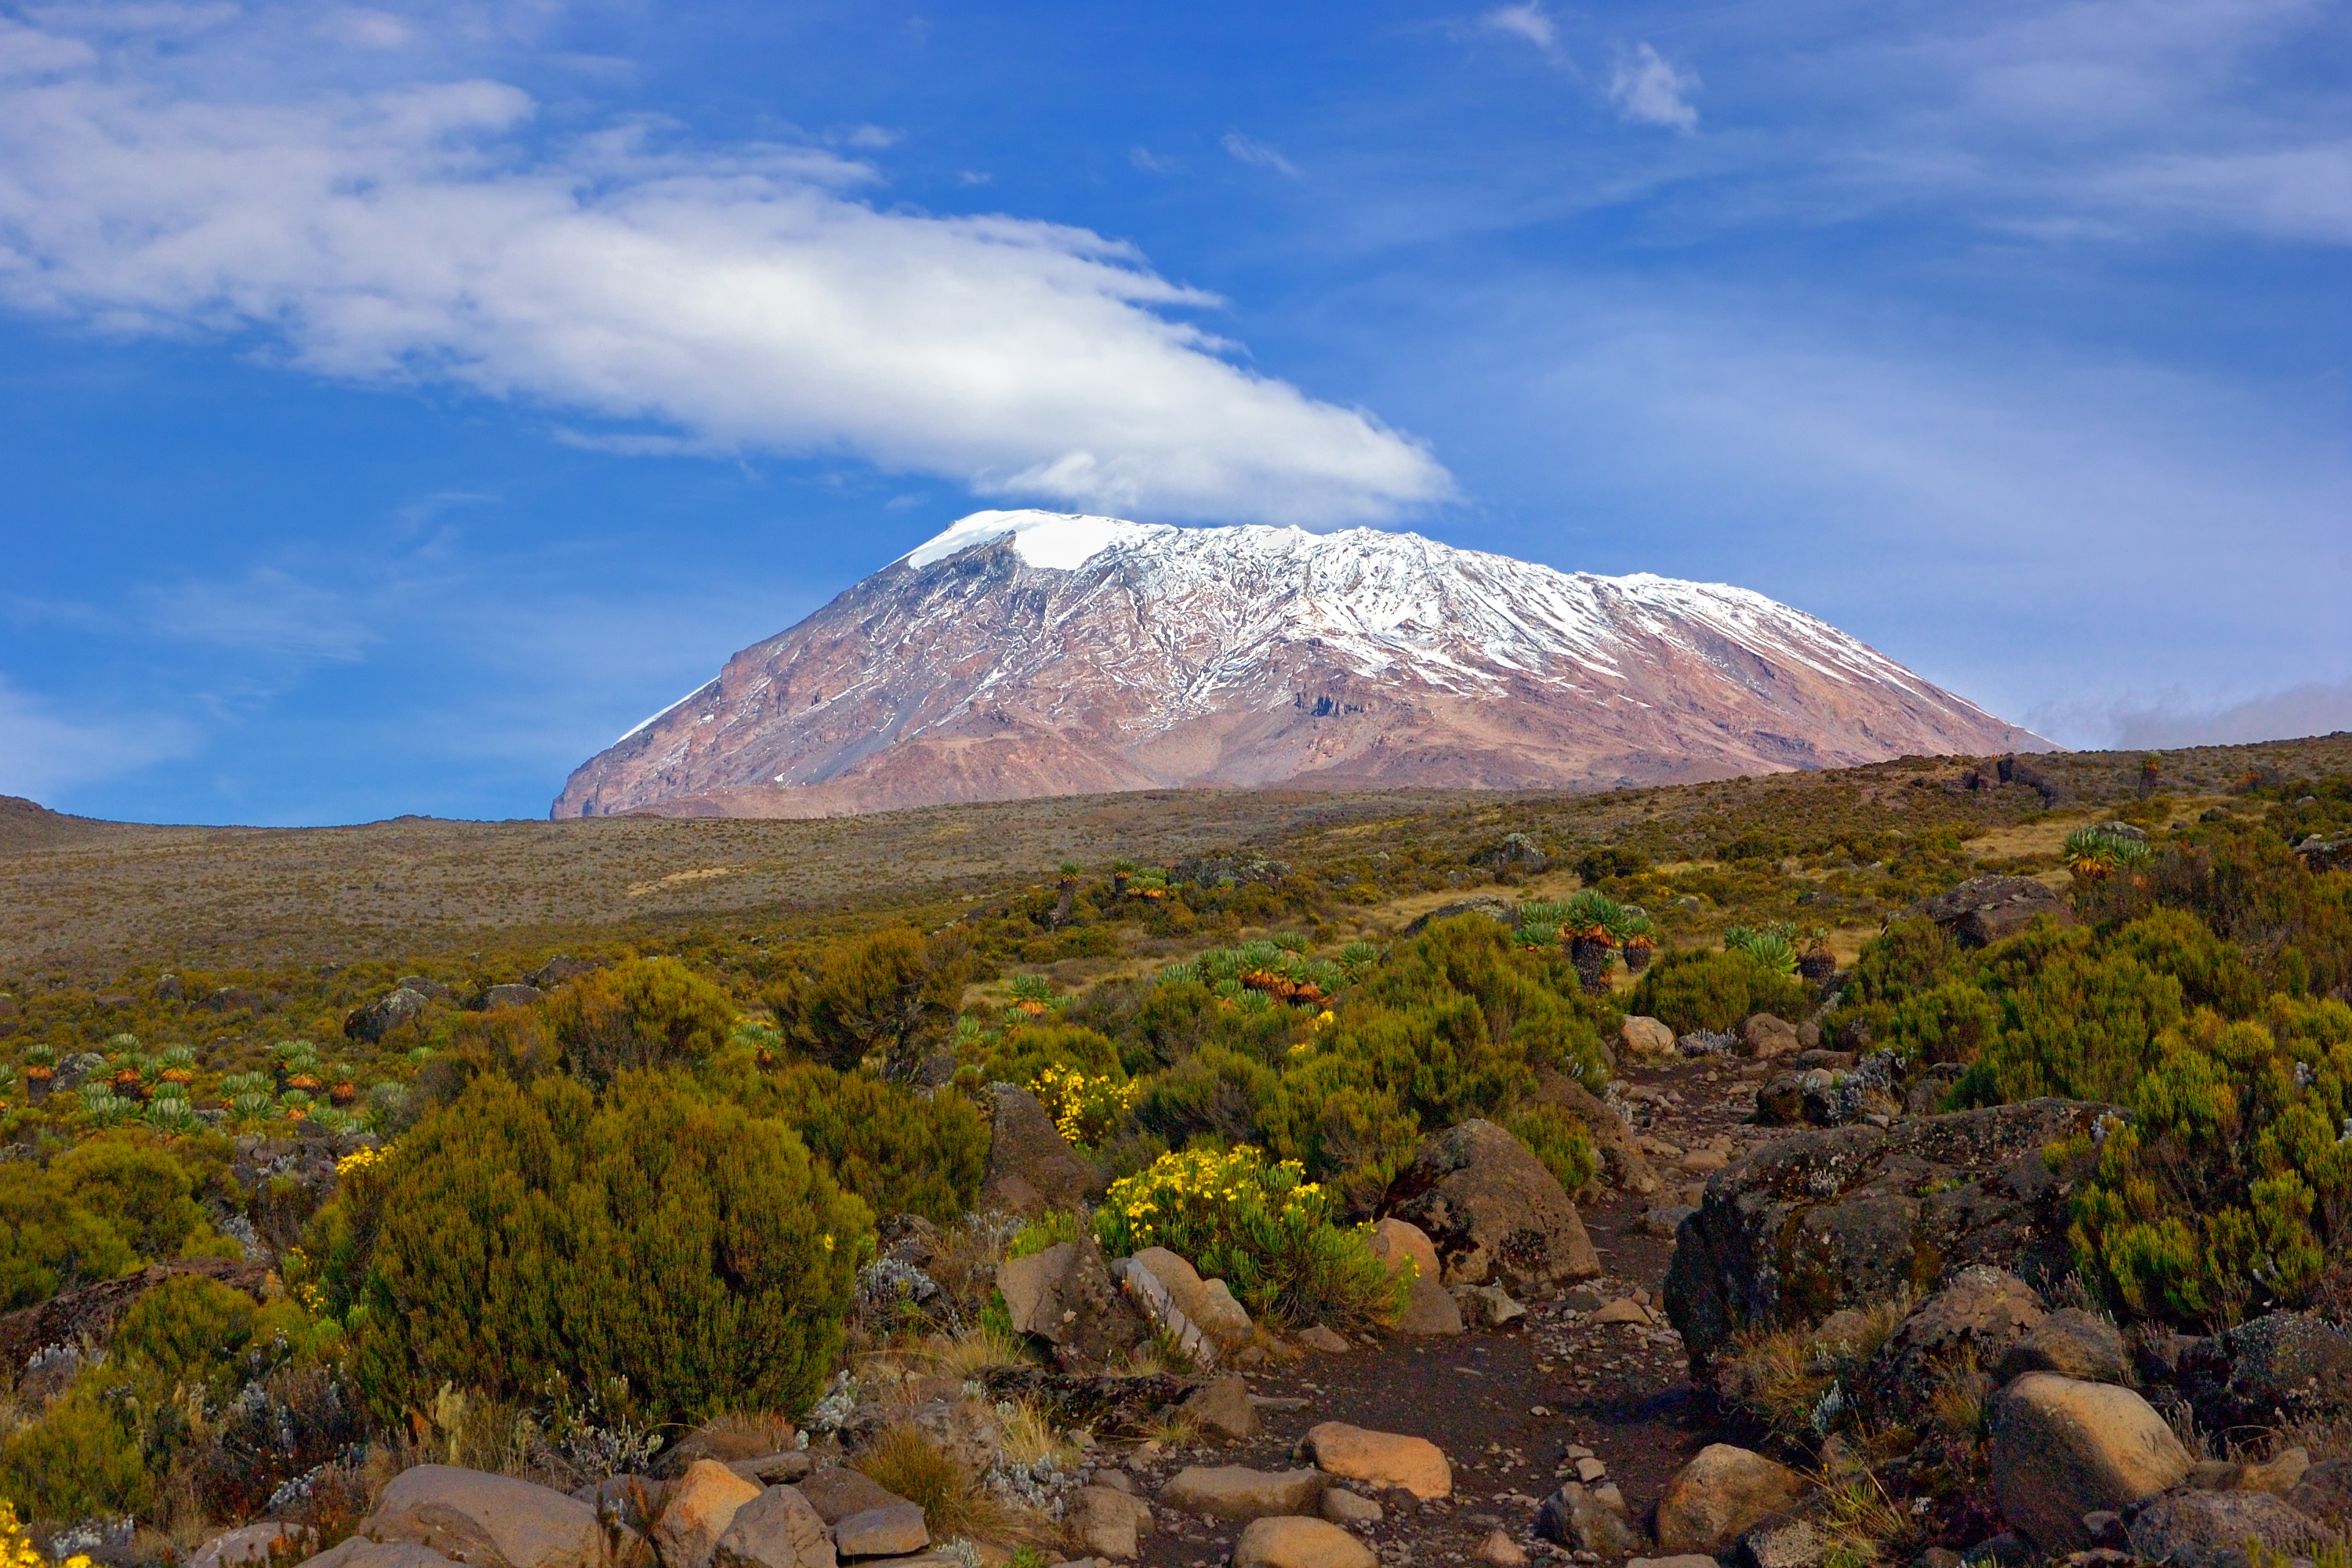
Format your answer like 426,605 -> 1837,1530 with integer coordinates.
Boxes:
1127,1054 -> 1784,1566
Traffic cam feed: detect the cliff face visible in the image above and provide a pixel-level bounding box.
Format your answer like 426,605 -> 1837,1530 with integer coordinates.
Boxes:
554,510 -> 2044,819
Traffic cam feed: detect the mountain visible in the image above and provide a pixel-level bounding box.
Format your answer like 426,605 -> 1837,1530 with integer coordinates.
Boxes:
553,510 -> 2044,819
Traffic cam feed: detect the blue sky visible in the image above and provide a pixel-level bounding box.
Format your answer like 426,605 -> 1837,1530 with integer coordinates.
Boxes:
1,0 -> 2347,825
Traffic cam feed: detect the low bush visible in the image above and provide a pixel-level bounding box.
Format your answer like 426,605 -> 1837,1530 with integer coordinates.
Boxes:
348,1070 -> 869,1427
0,1164 -> 136,1311
734,1062 -> 989,1222
1506,1104 -> 1595,1194
544,957 -> 736,1084
1629,947 -> 1813,1034
765,927 -> 975,1077
0,1386 -> 151,1523
1094,1146 -> 1401,1330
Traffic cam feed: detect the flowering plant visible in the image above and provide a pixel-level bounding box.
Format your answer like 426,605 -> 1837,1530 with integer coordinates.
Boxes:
1027,1065 -> 1136,1146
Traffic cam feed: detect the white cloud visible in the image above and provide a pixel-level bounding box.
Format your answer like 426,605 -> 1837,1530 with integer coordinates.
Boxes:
320,8 -> 412,50
1607,43 -> 1699,132
2105,682 -> 2352,748
1222,132 -> 1302,179
142,569 -> 379,660
1129,145 -> 1180,174
0,24 -> 1448,527
0,677 -> 198,800
1482,2 -> 1559,53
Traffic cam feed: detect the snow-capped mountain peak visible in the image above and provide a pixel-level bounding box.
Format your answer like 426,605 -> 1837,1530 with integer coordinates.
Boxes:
557,511 -> 2041,819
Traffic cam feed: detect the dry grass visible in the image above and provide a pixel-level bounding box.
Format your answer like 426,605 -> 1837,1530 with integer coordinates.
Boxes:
1717,1298 -> 1907,1443
1812,1454 -> 1916,1568
851,1425 -> 1050,1546
669,1411 -> 800,1465
921,1325 -> 1034,1378
991,1400 -> 1076,1473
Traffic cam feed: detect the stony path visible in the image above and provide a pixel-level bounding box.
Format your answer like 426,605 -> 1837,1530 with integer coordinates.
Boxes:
1123,1055 -> 1788,1567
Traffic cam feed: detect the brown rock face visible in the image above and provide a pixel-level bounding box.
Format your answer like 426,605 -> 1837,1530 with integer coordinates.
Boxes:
554,512 -> 2042,820
1384,1119 -> 1601,1296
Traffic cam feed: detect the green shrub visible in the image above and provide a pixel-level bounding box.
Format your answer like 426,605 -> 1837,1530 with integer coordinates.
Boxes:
2067,999 -> 2352,1328
1507,1105 -> 1596,1194
765,928 -> 975,1076
965,1022 -> 1122,1089
350,1071 -> 869,1427
114,1273 -> 257,1388
1134,1047 -> 1276,1150
1628,947 -> 1812,1034
1094,1147 -> 1401,1330
0,1386 -> 151,1522
54,1135 -> 213,1261
0,1166 -> 135,1311
545,957 -> 736,1084
734,1062 -> 989,1222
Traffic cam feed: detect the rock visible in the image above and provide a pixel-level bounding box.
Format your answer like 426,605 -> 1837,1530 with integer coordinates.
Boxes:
971,1367 -> 1196,1438
1573,1457 -> 1607,1484
1463,1283 -> 1526,1327
728,1454 -> 815,1487
1740,1519 -> 1827,1568
1125,1246 -> 1250,1358
365,1465 -> 603,1568
1298,1325 -> 1352,1355
1665,1098 -> 2113,1366
1640,1204 -> 1697,1239
193,1524 -> 314,1568
2176,1312 -> 2352,1434
2237,1448 -> 2310,1497
1620,1017 -> 1678,1060
1855,1267 -> 2045,1424
2123,1490 -> 2324,1568
1182,1374 -> 1259,1439
1987,1374 -> 2192,1552
1591,1298 -> 1650,1326
157,974 -> 183,1002
1394,1272 -> 1465,1335
1232,1516 -> 1377,1568
1403,898 -> 1519,937
1991,1308 -> 2129,1386
483,983 -> 548,1010
655,1462 -> 768,1568
210,985 -> 267,1013
1755,1070 -> 1831,1127
1073,1486 -> 1152,1560
1302,1422 -> 1451,1500
1157,1466 -> 1327,1521
1530,1070 -> 1661,1196
1367,1218 -> 1441,1284
1628,1559 -> 1722,1568
1911,876 -> 2074,948
1475,1530 -> 1529,1566
346,985 -> 430,1042
1653,1446 -> 1806,1556
979,1084 -> 1104,1217
299,1544 -> 462,1568
1383,1119 -> 1600,1295
2286,1458 -> 2352,1527
712,1486 -> 836,1568
1739,1014 -> 1802,1060
578,1475 -> 666,1534
528,956 -> 602,988
831,1502 -> 928,1559
1535,1483 -> 1644,1556
1319,1490 -> 1382,1525
996,1236 -> 1148,1374
797,1469 -> 907,1526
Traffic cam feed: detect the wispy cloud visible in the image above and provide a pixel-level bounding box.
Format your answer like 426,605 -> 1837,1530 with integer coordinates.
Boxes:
0,17 -> 1447,528
143,569 -> 379,661
1129,145 -> 1181,174
1222,131 -> 1302,179
1607,43 -> 1699,132
0,677 -> 198,801
1481,2 -> 1560,55
2100,683 -> 2352,750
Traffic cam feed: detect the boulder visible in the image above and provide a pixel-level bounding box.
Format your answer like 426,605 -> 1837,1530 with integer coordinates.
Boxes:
1620,1017 -> 1678,1060
1126,1247 -> 1250,1356
712,1487 -> 836,1568
1181,1374 -> 1259,1439
971,1367 -> 1196,1438
2236,1448 -> 2310,1497
1653,1446 -> 1806,1555
1990,1308 -> 2129,1386
194,1525 -> 314,1568
2288,1459 -> 2352,1527
1530,1070 -> 1660,1196
979,1085 -> 1103,1217
1319,1490 -> 1382,1525
1298,1325 -> 1352,1355
528,956 -> 602,988
2123,1490 -> 2325,1568
1073,1486 -> 1152,1560
1854,1267 -> 2045,1424
1396,1276 -> 1466,1335
1462,1283 -> 1526,1327
1301,1423 -> 1451,1499
728,1454 -> 815,1487
1157,1466 -> 1327,1521
1911,876 -> 2073,949
482,984 -> 547,1011
796,1469 -> 907,1526
1367,1220 -> 1462,1335
1232,1517 -> 1377,1568
831,1503 -> 927,1559
1664,1098 -> 2111,1366
1739,1014 -> 1802,1060
1366,1219 -> 1441,1285
1382,1119 -> 1600,1296
655,1462 -> 768,1568
1987,1374 -> 2192,1551
1534,1483 -> 1643,1556
346,985 -> 430,1042
365,1466 -> 601,1568
2175,1311 -> 2352,1435
996,1236 -> 1148,1374
1476,1531 -> 1529,1566
299,1545 -> 461,1568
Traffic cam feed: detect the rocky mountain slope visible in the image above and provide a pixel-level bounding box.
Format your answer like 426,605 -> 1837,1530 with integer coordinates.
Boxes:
554,511 -> 2042,819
